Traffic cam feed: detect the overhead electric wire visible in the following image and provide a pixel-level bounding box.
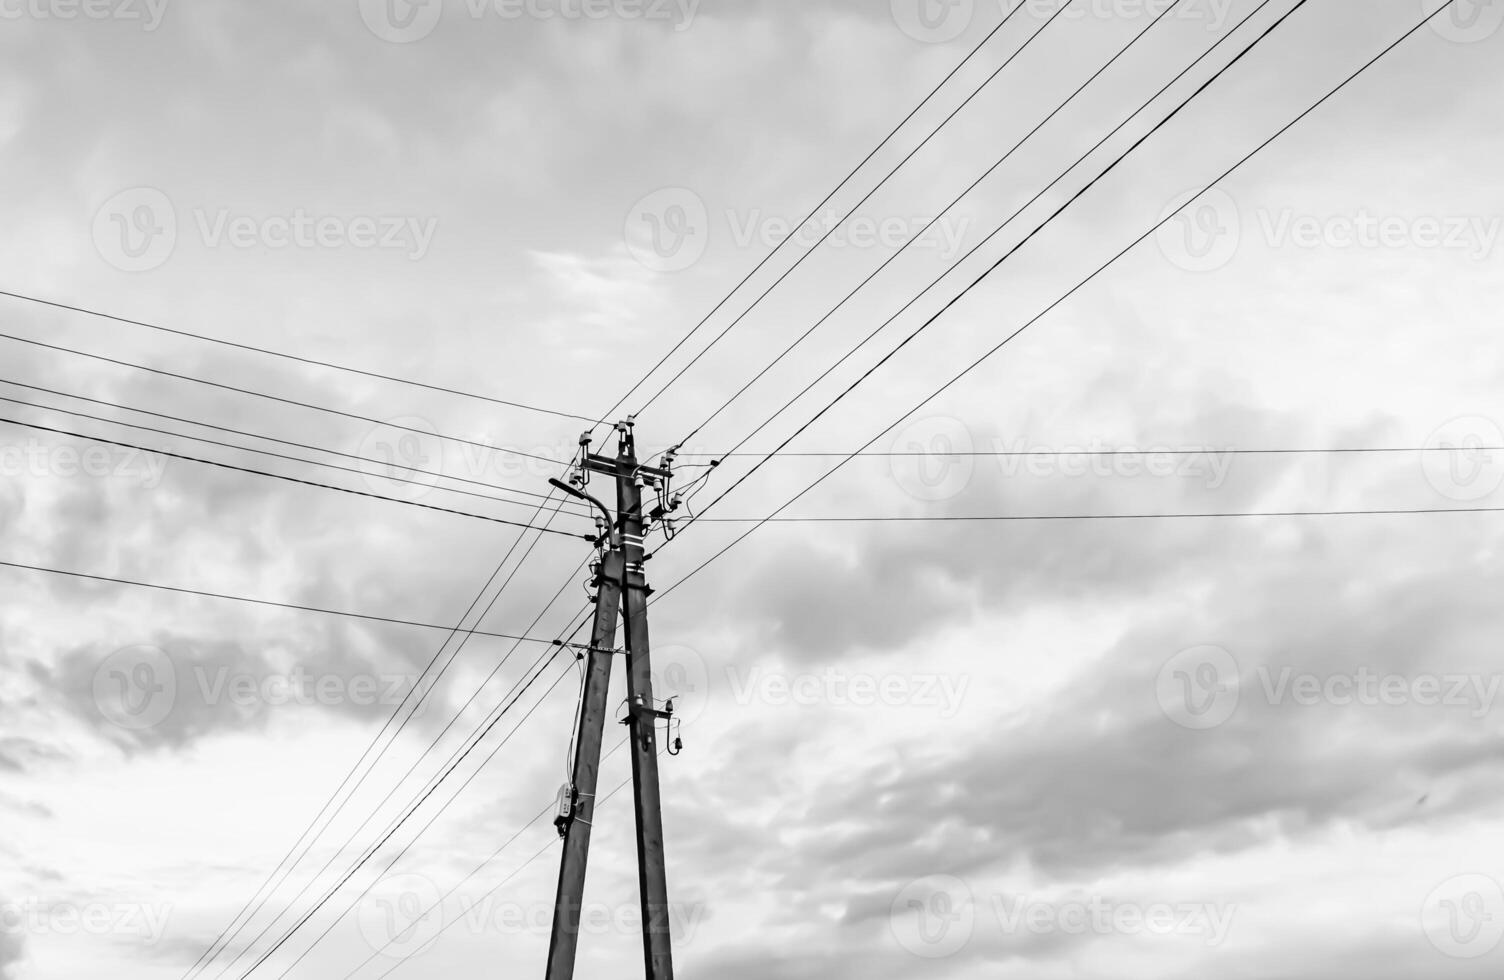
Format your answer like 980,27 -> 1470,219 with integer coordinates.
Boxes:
226,637 -> 580,980
0,416 -> 594,538
0,392 -> 596,520
213,595 -> 589,980
669,0 -> 1191,445
0,288 -> 597,423
0,376 -> 595,511
0,332 -> 566,467
630,0 -> 1077,419
694,506 -> 1504,523
0,558 -> 565,643
651,0 -> 1455,604
207,524 -> 597,977
669,0 -> 1309,533
679,446 -> 1504,458
189,511 -> 589,980
266,656 -> 589,980
673,0 -> 1281,462
598,0 -> 1031,421
181,491 -> 583,980
357,742 -> 647,980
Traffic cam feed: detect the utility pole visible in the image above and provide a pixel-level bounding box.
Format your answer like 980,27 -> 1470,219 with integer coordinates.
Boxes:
545,419 -> 677,980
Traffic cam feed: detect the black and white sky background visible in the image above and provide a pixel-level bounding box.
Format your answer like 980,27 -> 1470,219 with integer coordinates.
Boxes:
2,0 -> 1503,977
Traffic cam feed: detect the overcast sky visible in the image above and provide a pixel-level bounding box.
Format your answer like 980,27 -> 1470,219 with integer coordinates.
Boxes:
3,0 -> 1504,977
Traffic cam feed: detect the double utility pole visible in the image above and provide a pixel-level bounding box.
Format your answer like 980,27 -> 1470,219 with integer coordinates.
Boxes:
545,419 -> 676,980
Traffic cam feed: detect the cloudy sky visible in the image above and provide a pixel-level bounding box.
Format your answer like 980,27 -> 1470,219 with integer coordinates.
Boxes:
2,0 -> 1504,977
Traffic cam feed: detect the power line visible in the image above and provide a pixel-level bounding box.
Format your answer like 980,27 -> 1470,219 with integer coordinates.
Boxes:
0,388 -> 595,519
680,446 -> 1500,459
600,1 -> 1029,421
229,632 -> 583,980
693,506 -> 1504,523
0,332 -> 568,467
0,558 -> 565,643
670,0 -> 1198,446
212,591 -> 590,980
671,0 -> 1281,463
0,288 -> 597,423
651,0 -> 1453,605
201,508 -> 595,976
266,659 -> 587,980
631,0 -> 1075,419
186,506 -> 589,980
0,375 -> 590,507
355,741 -> 644,980
672,0 -> 1311,539
0,416 -> 594,538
